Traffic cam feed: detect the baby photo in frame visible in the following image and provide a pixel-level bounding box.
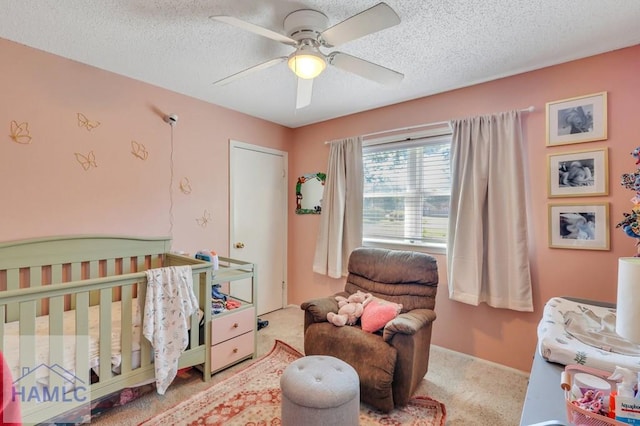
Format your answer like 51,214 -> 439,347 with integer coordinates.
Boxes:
546,92 -> 607,146
548,203 -> 609,250
548,148 -> 608,197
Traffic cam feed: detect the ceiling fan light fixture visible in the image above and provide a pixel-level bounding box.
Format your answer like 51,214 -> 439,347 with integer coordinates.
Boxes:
288,50 -> 326,79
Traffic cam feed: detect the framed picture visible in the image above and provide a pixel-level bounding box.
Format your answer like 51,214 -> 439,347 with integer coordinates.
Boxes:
548,148 -> 608,197
548,203 -> 609,250
546,92 -> 607,146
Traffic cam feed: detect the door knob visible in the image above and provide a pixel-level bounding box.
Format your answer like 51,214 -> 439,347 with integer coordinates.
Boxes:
234,242 -> 245,249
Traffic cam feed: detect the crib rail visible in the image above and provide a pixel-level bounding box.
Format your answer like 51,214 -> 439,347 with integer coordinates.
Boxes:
0,235 -> 212,424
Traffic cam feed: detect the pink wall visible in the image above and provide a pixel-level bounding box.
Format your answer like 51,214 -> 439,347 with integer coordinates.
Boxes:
3,36 -> 640,372
0,38 -> 291,257
288,45 -> 640,372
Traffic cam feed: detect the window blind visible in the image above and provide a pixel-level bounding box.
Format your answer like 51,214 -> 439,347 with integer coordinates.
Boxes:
363,134 -> 451,246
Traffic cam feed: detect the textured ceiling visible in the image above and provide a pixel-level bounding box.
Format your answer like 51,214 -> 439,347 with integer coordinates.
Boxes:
2,1 -> 640,128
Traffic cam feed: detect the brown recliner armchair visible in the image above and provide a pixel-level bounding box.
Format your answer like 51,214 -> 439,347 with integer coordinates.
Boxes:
301,247 -> 438,413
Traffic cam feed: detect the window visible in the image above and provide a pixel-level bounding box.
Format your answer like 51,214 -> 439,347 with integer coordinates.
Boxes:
362,128 -> 451,249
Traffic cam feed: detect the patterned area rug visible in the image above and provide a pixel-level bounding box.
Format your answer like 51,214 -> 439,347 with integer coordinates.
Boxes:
140,340 -> 446,426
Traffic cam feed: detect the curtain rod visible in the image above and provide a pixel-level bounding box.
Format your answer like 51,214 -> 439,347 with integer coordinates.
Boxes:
324,105 -> 535,144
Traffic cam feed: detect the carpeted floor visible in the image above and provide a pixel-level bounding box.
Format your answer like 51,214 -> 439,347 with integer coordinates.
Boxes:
89,306 -> 529,425
140,340 -> 446,425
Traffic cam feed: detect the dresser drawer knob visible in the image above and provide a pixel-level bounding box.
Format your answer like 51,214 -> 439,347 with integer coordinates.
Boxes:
233,323 -> 239,328
233,348 -> 238,353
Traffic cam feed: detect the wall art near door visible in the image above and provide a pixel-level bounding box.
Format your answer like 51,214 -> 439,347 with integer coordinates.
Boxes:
296,172 -> 326,214
546,92 -> 607,146
548,148 -> 608,197
548,202 -> 609,250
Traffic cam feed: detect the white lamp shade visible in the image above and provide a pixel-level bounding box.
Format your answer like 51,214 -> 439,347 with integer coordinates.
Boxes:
616,257 -> 640,343
288,53 -> 326,79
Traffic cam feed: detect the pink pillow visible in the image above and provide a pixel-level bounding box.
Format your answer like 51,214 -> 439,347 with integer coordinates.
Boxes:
361,298 -> 402,333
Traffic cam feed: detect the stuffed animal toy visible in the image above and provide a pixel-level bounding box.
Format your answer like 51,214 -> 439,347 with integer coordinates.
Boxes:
327,290 -> 373,327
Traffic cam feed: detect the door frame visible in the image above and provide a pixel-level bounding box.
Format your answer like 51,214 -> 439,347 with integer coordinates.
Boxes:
229,140 -> 288,311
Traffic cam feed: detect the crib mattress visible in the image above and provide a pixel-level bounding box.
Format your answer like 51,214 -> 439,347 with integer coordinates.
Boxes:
537,297 -> 640,372
2,299 -> 143,387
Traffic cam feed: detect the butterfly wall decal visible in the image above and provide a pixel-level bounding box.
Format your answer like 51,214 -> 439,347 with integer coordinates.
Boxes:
74,151 -> 97,170
131,140 -> 148,160
179,177 -> 192,194
77,113 -> 101,131
9,120 -> 32,144
196,210 -> 212,228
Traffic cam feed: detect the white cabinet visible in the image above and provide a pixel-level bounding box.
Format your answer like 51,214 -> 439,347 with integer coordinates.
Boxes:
209,257 -> 257,374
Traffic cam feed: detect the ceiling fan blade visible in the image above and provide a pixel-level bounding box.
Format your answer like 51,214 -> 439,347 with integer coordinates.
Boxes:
210,15 -> 297,46
296,78 -> 313,109
213,57 -> 287,86
319,2 -> 400,47
329,52 -> 403,85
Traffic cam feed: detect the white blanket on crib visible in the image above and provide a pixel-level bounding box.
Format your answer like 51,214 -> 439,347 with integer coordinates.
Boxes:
2,300 -> 142,389
143,265 -> 198,395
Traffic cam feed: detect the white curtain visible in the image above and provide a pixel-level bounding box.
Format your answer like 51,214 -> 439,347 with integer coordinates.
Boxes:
313,136 -> 363,278
447,111 -> 533,311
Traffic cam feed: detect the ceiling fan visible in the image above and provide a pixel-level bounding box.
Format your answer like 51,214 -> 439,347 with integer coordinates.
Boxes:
210,2 -> 404,109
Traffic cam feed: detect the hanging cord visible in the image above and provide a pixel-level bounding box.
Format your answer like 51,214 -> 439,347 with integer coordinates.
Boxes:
168,123 -> 175,238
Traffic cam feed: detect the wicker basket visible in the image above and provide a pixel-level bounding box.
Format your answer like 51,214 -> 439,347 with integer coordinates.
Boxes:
563,365 -> 626,426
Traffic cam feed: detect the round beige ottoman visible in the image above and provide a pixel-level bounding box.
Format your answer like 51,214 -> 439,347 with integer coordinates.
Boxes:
280,355 -> 360,426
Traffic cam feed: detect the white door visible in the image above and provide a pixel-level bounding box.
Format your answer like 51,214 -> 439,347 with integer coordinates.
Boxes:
229,140 -> 287,315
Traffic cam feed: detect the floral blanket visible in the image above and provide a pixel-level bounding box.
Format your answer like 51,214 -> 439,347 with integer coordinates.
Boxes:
143,265 -> 198,394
